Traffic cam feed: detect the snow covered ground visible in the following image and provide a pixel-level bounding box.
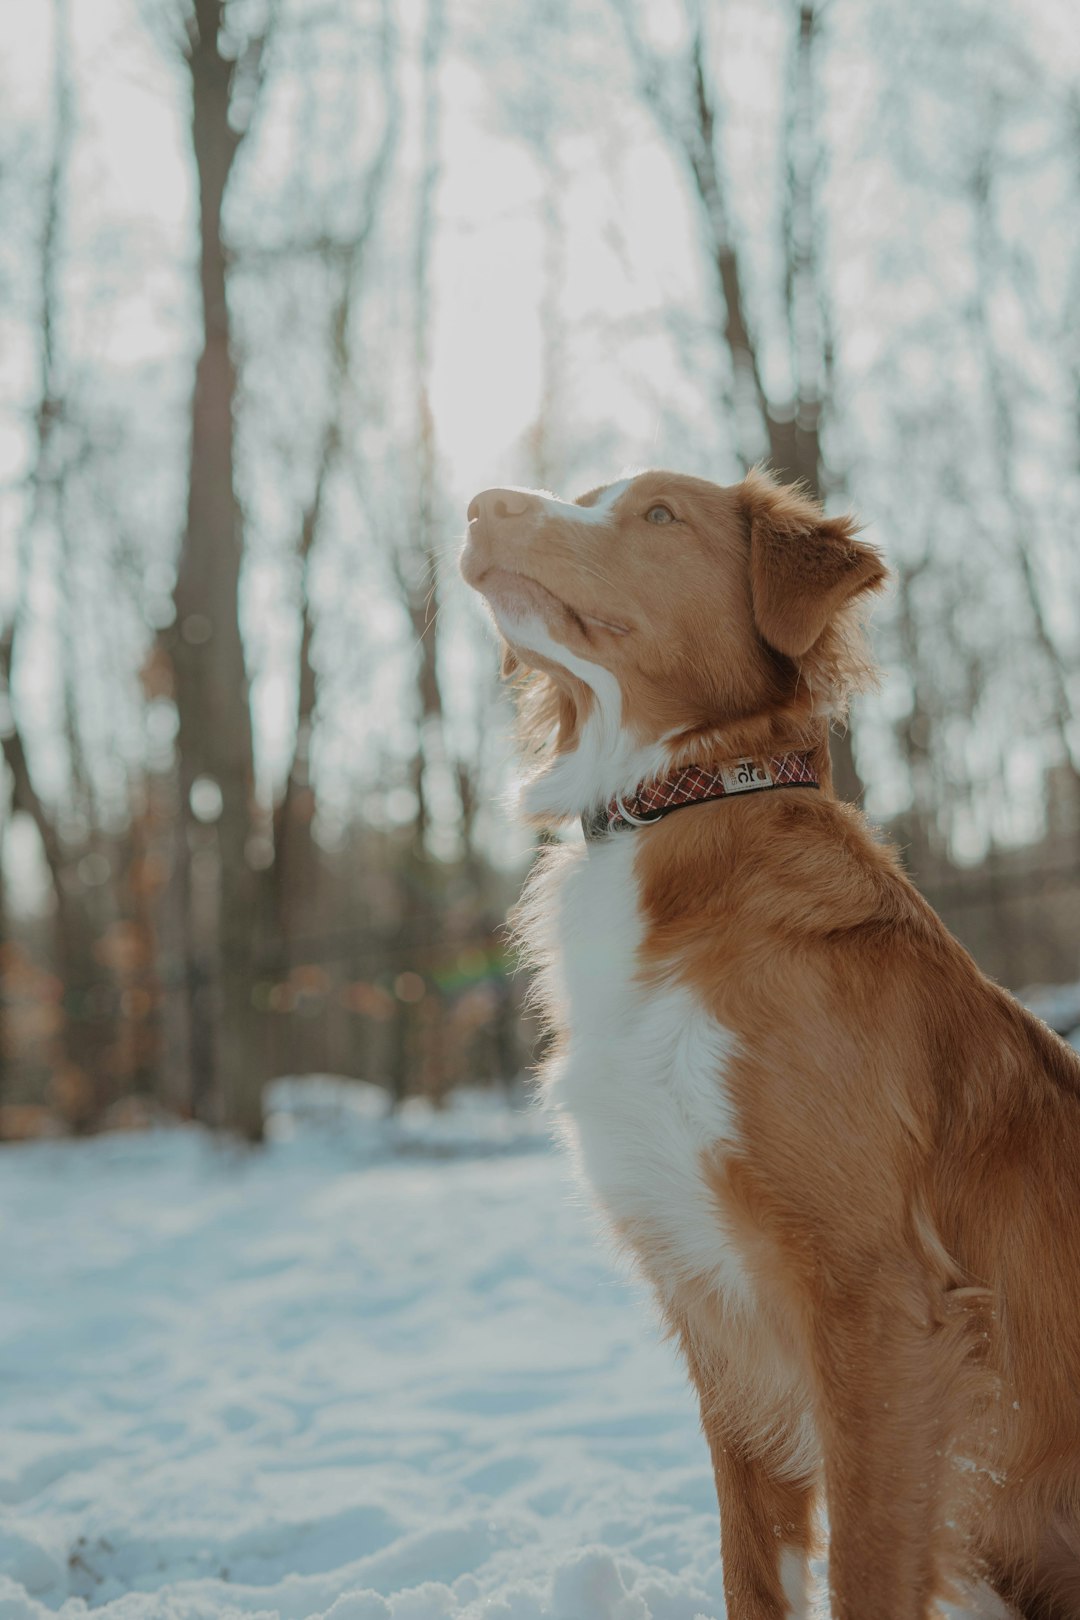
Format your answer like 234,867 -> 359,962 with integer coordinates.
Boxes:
0,1087 -> 735,1620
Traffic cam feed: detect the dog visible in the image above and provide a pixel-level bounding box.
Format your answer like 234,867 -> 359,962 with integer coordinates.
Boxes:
460,467 -> 1080,1620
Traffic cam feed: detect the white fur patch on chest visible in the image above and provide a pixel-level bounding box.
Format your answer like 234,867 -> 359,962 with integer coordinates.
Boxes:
542,833 -> 752,1307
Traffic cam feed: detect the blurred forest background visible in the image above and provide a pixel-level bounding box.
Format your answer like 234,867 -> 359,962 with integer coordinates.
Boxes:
1,0 -> 1078,1141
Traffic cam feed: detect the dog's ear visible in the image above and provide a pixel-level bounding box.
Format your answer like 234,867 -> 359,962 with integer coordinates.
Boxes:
500,642 -> 520,680
742,468 -> 886,658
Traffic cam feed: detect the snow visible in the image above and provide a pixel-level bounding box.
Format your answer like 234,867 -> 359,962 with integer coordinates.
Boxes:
0,1087 -> 731,1620
0,1082 -> 1011,1619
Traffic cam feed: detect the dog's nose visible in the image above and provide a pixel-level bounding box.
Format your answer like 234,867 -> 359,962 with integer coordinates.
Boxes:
467,488 -> 537,527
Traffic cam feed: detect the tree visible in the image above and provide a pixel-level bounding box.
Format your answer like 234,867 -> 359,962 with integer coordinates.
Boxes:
384,0 -> 454,1105
270,0 -> 400,981
169,0 -> 274,1137
614,0 -> 864,799
0,0 -> 122,1131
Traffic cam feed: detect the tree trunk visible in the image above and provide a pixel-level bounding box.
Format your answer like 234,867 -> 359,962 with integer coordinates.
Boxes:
269,6 -> 399,1082
389,0 -> 450,1105
969,153 -> 1080,851
171,0 -> 263,1138
0,656 -> 106,1129
0,788 -> 9,1135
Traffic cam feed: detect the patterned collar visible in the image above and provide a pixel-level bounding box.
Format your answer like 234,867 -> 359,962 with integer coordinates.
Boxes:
581,751 -> 820,842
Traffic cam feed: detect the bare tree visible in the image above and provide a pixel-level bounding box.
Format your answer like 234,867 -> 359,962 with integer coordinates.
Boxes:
0,0 -> 123,1131
378,0 -> 469,1104
614,0 -> 864,798
969,140 -> 1080,846
271,0 -> 400,970
398,0 -> 451,845
169,0 -> 274,1137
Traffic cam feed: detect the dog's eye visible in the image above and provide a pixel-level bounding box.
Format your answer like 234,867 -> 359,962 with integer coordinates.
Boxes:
644,505 -> 674,525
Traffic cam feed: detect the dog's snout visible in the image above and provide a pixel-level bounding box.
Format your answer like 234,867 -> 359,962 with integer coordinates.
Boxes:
494,492 -> 533,520
467,488 -> 538,530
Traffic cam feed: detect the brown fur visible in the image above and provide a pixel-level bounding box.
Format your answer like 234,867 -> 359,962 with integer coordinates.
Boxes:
462,468 -> 1080,1618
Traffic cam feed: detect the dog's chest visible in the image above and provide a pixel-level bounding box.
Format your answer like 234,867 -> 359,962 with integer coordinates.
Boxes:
542,836 -> 751,1304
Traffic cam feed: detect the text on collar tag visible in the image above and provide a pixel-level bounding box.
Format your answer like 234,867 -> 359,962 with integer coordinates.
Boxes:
719,759 -> 773,793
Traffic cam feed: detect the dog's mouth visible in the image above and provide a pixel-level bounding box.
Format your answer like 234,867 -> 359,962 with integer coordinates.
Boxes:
467,564 -> 629,638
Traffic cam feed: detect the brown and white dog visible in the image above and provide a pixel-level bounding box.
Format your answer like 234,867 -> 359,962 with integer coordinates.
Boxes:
460,469 -> 1080,1620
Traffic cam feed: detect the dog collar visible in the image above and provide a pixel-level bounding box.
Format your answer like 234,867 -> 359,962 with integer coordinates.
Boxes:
581,751 -> 820,842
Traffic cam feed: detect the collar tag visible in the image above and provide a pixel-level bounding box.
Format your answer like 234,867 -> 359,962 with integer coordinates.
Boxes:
719,759 -> 773,793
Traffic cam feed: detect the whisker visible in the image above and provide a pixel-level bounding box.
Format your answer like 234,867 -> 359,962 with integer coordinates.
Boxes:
433,534 -> 466,563
413,600 -> 444,650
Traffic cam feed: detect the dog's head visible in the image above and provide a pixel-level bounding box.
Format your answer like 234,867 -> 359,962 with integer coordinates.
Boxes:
460,468 -> 886,821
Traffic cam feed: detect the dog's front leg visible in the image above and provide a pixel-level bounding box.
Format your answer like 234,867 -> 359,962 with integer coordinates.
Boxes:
713,1437 -> 816,1620
685,1341 -> 816,1620
811,1263 -> 952,1620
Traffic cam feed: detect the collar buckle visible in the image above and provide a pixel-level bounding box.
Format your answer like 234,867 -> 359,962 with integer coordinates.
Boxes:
613,792 -> 665,828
